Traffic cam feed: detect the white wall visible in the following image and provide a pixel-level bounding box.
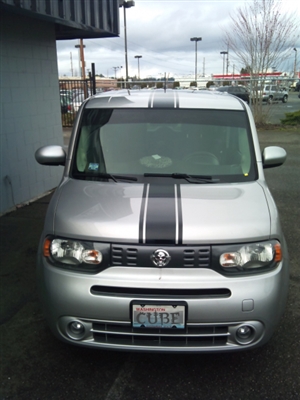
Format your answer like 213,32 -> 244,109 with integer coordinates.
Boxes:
0,11 -> 64,215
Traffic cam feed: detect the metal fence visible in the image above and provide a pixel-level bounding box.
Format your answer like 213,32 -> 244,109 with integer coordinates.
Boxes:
59,77 -> 175,126
59,79 -> 93,127
59,76 -> 298,127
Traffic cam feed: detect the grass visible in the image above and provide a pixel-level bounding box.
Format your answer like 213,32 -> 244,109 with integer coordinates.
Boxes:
256,122 -> 300,131
280,110 -> 300,126
256,108 -> 300,132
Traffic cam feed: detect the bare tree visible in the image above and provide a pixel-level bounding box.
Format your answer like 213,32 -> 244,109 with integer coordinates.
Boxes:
224,0 -> 299,124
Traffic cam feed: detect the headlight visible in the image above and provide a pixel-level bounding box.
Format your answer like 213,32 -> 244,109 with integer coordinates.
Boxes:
43,237 -> 103,267
218,240 -> 282,272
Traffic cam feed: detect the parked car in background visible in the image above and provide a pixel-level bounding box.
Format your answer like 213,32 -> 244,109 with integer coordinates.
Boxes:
60,91 -> 73,114
215,85 -> 250,103
60,89 -> 73,98
35,89 -> 289,353
295,80 -> 300,92
60,96 -> 72,114
72,92 -> 86,113
255,85 -> 288,103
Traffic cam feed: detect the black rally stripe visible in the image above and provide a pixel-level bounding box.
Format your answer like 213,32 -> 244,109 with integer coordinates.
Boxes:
176,184 -> 183,245
139,184 -> 183,244
145,184 -> 176,244
152,91 -> 176,108
174,90 -> 179,108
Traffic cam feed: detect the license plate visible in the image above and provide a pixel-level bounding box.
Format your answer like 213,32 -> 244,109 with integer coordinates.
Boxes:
132,304 -> 185,329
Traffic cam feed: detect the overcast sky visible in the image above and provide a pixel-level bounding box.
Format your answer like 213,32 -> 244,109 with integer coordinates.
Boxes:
56,0 -> 300,79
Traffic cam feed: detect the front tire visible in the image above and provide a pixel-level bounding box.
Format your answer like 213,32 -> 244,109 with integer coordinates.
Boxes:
282,95 -> 288,103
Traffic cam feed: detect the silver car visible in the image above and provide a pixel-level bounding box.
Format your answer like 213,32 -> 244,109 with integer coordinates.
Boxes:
256,85 -> 288,103
35,89 -> 289,352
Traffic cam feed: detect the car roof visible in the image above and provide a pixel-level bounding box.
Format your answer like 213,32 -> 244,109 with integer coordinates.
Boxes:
84,89 -> 246,111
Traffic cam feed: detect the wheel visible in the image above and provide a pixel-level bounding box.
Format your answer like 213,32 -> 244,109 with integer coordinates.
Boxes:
282,95 -> 288,103
183,151 -> 219,165
267,96 -> 273,104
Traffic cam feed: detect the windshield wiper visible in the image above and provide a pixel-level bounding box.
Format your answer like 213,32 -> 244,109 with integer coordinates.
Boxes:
144,173 -> 219,183
73,172 -> 137,182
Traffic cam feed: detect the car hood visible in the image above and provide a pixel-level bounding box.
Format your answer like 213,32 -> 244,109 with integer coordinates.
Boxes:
52,179 -> 270,244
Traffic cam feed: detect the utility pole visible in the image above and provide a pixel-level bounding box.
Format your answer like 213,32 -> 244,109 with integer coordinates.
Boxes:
80,39 -> 86,80
70,52 -> 73,77
113,66 -> 123,79
226,51 -> 229,75
294,48 -> 298,78
75,39 -> 86,79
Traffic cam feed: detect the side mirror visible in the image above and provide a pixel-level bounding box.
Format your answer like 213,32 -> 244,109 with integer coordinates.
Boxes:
35,145 -> 66,166
262,146 -> 286,169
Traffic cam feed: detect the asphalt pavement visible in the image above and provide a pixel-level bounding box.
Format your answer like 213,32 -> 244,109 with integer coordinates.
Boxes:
1,125 -> 299,399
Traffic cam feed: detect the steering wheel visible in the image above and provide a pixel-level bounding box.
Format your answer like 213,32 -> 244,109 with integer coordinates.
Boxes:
183,151 -> 219,165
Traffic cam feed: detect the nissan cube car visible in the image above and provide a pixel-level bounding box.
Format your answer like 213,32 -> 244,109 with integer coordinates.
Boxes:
35,89 -> 289,353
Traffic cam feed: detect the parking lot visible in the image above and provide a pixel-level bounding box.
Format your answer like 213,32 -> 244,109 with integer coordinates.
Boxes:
255,90 -> 300,124
1,118 -> 300,399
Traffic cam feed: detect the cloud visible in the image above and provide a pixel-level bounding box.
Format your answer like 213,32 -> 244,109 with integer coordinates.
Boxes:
56,0 -> 300,78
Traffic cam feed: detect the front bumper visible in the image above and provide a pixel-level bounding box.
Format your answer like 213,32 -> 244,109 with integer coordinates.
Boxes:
37,257 -> 289,352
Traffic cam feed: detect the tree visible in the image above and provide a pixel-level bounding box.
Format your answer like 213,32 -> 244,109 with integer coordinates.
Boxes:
240,66 -> 252,74
206,81 -> 215,88
224,0 -> 299,124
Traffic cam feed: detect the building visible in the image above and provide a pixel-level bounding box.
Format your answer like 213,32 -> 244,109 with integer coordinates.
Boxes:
0,0 -> 119,215
212,71 -> 297,87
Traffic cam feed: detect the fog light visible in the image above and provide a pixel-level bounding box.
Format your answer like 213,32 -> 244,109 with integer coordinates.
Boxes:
67,321 -> 85,340
236,325 -> 253,341
70,321 -> 84,334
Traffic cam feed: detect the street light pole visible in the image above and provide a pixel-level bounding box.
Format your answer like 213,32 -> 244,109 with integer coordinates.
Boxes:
135,55 -> 142,79
293,48 -> 298,78
119,1 -> 135,86
190,37 -> 202,86
220,51 -> 228,84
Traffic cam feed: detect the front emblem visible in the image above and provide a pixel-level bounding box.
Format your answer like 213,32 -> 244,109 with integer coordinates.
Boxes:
151,249 -> 171,267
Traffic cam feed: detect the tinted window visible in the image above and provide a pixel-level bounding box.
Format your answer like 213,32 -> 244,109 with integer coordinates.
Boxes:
72,109 -> 257,183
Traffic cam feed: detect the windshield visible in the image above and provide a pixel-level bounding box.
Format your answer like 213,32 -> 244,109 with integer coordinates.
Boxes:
72,108 -> 257,183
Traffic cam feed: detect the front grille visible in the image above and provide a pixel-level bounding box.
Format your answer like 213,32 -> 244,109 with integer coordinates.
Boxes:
112,247 -> 138,266
183,248 -> 210,267
111,244 -> 211,268
91,321 -> 229,347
